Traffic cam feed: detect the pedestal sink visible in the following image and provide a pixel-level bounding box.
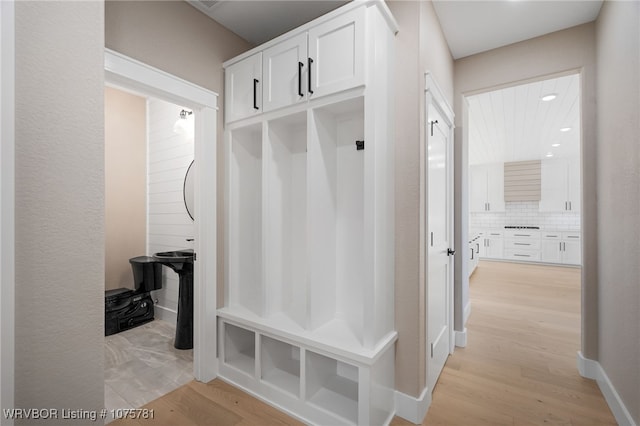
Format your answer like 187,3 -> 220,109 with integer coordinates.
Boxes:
153,249 -> 194,349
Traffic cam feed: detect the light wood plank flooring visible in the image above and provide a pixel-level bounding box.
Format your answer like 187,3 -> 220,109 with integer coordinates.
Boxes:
394,260 -> 616,426
112,261 -> 616,425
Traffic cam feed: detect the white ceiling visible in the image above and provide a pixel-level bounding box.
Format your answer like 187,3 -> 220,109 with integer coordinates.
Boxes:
432,0 -> 603,59
468,73 -> 580,166
188,0 -> 348,45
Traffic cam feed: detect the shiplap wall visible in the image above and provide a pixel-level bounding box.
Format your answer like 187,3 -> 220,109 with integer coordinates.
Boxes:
147,98 -> 194,322
504,160 -> 541,201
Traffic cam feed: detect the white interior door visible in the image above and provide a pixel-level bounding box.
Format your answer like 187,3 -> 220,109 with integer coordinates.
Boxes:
427,104 -> 453,393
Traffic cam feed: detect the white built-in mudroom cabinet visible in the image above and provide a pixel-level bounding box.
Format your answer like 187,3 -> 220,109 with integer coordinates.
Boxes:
219,2 -> 398,425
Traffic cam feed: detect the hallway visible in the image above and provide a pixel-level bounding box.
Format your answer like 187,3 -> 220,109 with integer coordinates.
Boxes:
398,261 -> 616,425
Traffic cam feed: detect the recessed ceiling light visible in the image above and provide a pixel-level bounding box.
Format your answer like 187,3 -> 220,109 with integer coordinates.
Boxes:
560,127 -> 572,132
551,143 -> 561,147
541,94 -> 557,102
546,152 -> 554,157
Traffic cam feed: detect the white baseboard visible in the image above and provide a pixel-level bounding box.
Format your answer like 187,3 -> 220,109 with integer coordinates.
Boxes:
154,304 -> 177,324
463,301 -> 471,324
395,386 -> 431,424
577,352 -> 637,426
454,327 -> 467,347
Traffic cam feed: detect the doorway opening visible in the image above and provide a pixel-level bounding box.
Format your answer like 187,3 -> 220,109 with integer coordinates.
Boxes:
104,86 -> 196,413
103,50 -> 218,417
463,71 -> 583,356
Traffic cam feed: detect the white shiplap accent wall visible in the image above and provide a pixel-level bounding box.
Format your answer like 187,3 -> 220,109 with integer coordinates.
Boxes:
470,201 -> 580,231
147,98 -> 194,321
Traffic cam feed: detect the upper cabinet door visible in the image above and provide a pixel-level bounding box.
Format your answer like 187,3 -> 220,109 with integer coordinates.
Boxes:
469,165 -> 488,212
225,53 -> 262,123
486,164 -> 505,212
308,8 -> 365,99
567,157 -> 581,212
262,33 -> 308,113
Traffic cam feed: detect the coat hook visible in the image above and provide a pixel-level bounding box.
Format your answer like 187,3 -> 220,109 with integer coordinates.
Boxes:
430,120 -> 439,136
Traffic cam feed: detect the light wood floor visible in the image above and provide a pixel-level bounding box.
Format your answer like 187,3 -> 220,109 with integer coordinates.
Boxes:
112,261 -> 616,426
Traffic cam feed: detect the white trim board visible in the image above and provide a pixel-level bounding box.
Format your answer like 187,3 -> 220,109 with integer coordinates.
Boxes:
395,387 -> 431,424
105,49 -> 218,383
0,0 -> 15,423
577,352 -> 637,426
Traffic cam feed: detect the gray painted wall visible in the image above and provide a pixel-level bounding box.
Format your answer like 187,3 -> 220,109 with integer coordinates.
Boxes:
105,0 -> 253,310
596,1 -> 640,422
15,1 -> 105,421
387,0 -> 454,398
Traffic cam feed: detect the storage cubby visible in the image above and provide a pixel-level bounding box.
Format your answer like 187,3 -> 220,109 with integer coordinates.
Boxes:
223,322 -> 256,377
264,112 -> 307,328
308,97 -> 365,341
228,124 -> 263,316
306,350 -> 359,424
221,3 -> 397,423
260,335 -> 301,396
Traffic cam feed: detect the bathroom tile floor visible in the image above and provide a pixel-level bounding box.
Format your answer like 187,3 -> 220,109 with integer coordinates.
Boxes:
104,319 -> 192,423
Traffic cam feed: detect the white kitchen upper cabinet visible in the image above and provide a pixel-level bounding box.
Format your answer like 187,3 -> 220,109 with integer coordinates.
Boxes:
308,7 -> 365,99
225,53 -> 262,123
469,164 -> 505,212
540,158 -> 580,212
469,166 -> 488,212
262,33 -> 308,113
567,158 -> 581,212
487,164 -> 505,212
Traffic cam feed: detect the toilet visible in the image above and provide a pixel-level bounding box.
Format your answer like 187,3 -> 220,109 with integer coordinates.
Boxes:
104,256 -> 162,336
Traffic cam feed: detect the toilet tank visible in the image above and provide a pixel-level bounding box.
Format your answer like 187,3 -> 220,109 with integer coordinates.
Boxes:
129,256 -> 162,292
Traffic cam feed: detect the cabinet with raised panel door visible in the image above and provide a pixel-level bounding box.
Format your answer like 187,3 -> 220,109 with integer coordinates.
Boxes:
224,53 -> 262,123
479,230 -> 504,259
470,163 -> 505,212
541,231 -> 581,265
540,157 -> 580,212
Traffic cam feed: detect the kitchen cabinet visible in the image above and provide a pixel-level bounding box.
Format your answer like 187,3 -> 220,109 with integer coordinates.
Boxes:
226,8 -> 365,121
478,230 -> 504,259
504,229 -> 541,262
470,163 -> 505,212
221,3 -> 397,425
469,233 -> 480,276
539,158 -> 580,212
224,53 -> 262,123
541,231 -> 581,265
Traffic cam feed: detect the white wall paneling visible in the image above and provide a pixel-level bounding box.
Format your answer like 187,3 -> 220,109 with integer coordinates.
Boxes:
147,97 -> 195,318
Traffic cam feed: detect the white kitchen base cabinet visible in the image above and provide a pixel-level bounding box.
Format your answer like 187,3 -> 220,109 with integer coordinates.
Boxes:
222,2 -> 397,425
541,231 -> 581,265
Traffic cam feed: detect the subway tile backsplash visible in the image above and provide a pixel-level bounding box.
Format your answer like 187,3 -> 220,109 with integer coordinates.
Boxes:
470,201 -> 580,231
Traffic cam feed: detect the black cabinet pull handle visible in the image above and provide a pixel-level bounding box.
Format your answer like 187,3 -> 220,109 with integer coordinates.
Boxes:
298,62 -> 304,97
308,57 -> 314,94
253,79 -> 259,110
